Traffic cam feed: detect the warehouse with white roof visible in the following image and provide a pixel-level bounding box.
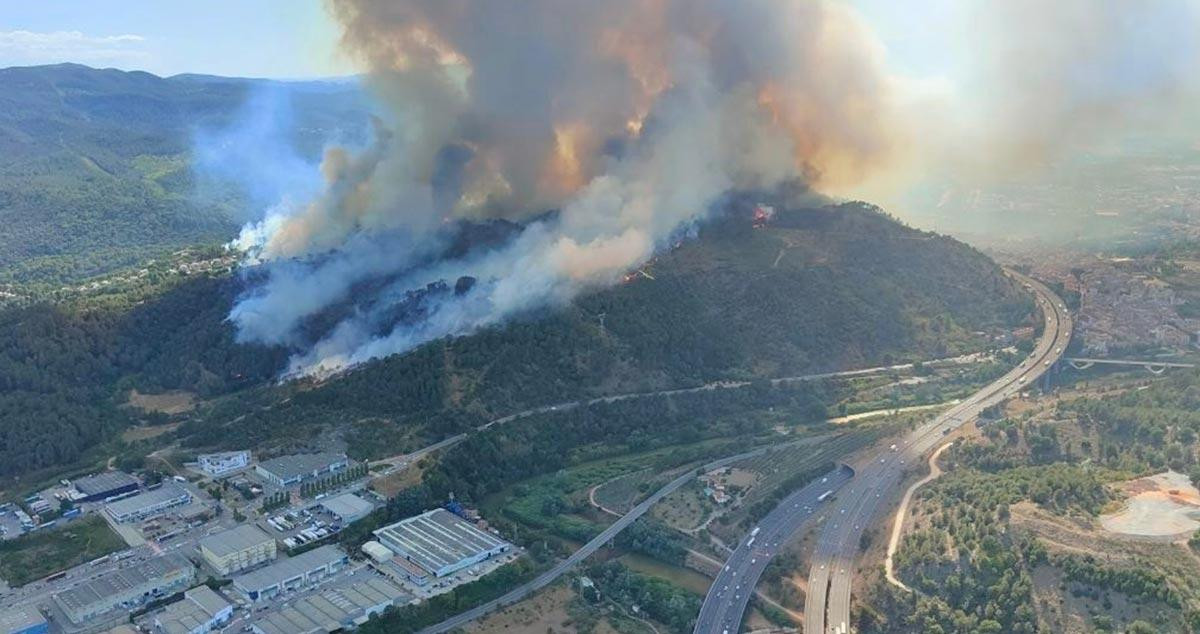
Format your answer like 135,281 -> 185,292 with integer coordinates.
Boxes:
232,545 -> 348,601
372,508 -> 511,578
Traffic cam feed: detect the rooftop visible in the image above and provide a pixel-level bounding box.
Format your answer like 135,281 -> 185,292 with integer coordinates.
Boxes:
198,450 -> 248,460
250,578 -> 407,634
105,483 -> 189,517
155,586 -> 231,634
320,493 -> 373,520
256,453 -> 347,479
55,554 -> 192,614
199,524 -> 274,559
232,545 -> 346,592
374,509 -> 507,574
0,606 -> 46,631
73,471 -> 139,496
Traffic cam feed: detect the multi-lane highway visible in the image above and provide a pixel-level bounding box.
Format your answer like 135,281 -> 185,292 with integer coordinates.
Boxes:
803,270 -> 1072,634
693,465 -> 853,634
418,445 -> 795,633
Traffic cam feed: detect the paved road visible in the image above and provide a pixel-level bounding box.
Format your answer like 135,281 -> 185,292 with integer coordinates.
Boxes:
418,446 -> 788,633
370,350 -> 1004,472
693,465 -> 854,634
803,270 -> 1073,634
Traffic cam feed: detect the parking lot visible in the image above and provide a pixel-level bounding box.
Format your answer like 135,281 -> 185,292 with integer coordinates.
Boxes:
259,504 -> 344,551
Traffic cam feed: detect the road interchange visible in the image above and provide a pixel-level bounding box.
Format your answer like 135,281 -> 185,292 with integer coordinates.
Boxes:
803,270 -> 1073,634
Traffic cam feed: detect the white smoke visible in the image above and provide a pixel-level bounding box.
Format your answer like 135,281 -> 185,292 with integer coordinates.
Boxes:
221,0 -> 1200,377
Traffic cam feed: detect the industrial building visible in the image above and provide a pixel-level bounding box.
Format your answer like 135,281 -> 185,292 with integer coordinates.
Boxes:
153,585 -> 233,634
105,483 -> 192,523
319,493 -> 373,524
53,554 -> 194,624
232,545 -> 348,601
196,451 -> 251,477
198,524 -> 277,576
254,453 -> 349,487
69,471 -> 140,502
373,508 -> 512,578
249,577 -> 408,634
0,606 -> 47,634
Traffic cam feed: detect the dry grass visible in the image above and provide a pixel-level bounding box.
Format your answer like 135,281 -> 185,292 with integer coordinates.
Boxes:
120,421 -> 181,442
126,389 -> 196,415
466,585 -> 579,634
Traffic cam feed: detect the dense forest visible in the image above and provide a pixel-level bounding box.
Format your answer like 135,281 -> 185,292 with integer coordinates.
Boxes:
0,63 -> 369,283
0,200 -> 1032,481
179,203 -> 1032,458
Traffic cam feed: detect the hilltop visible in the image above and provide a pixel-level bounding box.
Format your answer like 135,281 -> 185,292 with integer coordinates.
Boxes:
0,198 -> 1032,480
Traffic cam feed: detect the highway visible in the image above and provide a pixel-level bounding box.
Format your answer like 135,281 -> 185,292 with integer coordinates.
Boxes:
803,270 -> 1073,634
417,445 -> 790,633
693,465 -> 853,634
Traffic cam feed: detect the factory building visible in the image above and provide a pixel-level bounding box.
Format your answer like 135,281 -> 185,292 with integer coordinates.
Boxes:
0,607 -> 47,634
196,451 -> 251,477
232,545 -> 348,601
69,471 -> 140,503
249,577 -> 408,634
198,524 -> 277,576
373,508 -> 511,578
105,483 -> 191,523
53,555 -> 194,624
254,453 -> 349,487
319,493 -> 373,524
153,585 -> 233,634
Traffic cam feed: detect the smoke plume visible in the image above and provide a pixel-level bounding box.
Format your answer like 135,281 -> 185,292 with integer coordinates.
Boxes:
228,0 -> 914,376
225,0 -> 1200,376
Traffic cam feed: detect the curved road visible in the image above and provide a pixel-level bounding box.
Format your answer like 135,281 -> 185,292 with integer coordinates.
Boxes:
418,445 -> 788,633
693,465 -> 853,634
369,350 -> 1002,474
803,270 -> 1072,634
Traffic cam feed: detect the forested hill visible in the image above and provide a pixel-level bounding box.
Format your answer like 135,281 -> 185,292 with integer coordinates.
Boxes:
0,199 -> 1033,479
220,202 -> 1029,450
0,63 -> 369,283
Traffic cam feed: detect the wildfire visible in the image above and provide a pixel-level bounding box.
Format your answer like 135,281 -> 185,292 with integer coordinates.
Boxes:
753,204 -> 776,228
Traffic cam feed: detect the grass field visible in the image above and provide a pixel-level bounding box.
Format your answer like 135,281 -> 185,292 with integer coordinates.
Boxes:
0,515 -> 125,586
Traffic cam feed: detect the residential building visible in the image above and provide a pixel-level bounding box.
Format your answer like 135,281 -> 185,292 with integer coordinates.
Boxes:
105,483 -> 191,523
196,451 -> 251,477
153,586 -> 233,634
254,453 -> 349,487
373,508 -> 511,578
232,545 -> 348,601
199,524 -> 277,576
53,555 -> 194,624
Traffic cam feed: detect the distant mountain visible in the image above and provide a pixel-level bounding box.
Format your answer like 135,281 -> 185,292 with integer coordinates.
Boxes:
0,63 -> 370,283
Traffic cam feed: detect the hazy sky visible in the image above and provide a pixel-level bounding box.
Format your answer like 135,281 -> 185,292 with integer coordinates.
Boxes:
0,0 -> 948,80
0,0 -> 354,78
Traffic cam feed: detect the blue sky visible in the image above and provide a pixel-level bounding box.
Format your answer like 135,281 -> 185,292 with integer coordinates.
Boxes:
0,1 -> 958,80
0,0 -> 353,78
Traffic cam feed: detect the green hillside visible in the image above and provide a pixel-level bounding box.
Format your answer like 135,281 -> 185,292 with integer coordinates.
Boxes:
0,199 -> 1031,481
190,203 -> 1029,454
0,63 -> 368,283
